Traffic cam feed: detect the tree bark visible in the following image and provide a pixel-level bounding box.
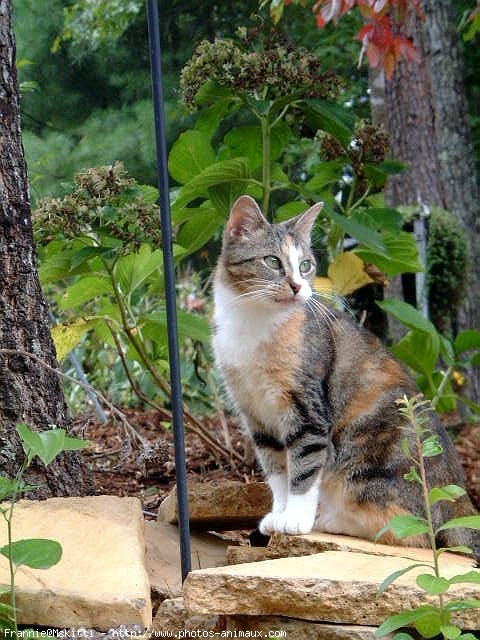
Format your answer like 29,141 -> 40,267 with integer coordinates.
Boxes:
0,0 -> 94,496
381,1 -> 479,399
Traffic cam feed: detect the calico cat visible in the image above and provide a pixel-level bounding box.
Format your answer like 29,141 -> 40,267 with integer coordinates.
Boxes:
212,195 -> 479,553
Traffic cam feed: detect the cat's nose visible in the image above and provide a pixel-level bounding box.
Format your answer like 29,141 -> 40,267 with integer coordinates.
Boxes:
289,281 -> 302,295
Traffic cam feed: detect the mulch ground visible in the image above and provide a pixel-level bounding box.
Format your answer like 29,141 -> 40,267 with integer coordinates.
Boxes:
76,407 -> 480,515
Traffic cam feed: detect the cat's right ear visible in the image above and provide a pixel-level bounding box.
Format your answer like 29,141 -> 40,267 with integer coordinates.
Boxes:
226,196 -> 268,240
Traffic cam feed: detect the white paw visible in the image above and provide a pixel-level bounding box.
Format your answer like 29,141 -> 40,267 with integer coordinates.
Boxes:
271,509 -> 315,535
259,511 -> 277,535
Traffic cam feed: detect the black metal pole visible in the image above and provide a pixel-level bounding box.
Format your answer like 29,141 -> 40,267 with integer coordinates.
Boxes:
146,0 -> 191,581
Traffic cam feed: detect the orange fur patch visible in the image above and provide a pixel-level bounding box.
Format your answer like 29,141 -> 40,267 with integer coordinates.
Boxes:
348,502 -> 429,547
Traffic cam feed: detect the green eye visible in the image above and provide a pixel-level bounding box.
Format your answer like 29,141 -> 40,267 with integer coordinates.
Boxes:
299,259 -> 312,274
264,255 -> 282,270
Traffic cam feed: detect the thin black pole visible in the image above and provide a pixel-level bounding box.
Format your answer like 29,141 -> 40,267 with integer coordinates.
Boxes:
146,0 -> 191,581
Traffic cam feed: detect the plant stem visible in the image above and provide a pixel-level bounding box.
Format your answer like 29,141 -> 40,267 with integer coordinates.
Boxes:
6,508 -> 17,631
430,365 -> 453,411
261,115 -> 271,217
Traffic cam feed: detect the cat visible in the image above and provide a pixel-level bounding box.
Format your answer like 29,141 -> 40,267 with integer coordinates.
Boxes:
212,194 -> 479,554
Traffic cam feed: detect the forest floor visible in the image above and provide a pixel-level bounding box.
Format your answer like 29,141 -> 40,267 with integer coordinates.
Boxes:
77,407 -> 480,516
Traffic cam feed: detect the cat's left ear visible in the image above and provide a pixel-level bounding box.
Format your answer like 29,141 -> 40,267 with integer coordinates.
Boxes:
288,202 -> 323,238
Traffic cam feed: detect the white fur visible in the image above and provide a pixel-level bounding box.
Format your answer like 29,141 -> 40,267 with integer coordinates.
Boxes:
287,243 -> 311,300
267,473 -> 288,513
260,482 -> 319,535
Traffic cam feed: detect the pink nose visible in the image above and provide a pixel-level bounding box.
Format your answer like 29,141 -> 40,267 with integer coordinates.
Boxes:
290,281 -> 301,295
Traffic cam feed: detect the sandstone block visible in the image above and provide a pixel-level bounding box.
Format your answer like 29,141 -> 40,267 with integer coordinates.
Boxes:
145,521 -> 229,598
183,550 -> 480,629
158,482 -> 271,530
0,496 -> 151,629
152,597 -> 222,633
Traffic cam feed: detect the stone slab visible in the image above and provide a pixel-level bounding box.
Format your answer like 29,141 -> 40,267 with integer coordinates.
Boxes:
158,482 -> 271,530
145,521 -> 229,598
152,597 -> 222,633
268,532 -> 476,566
227,546 -> 280,565
226,616 -> 392,639
0,496 -> 151,630
183,550 -> 480,629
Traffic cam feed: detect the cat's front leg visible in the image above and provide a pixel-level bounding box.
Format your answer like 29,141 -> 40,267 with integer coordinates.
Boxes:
267,425 -> 327,535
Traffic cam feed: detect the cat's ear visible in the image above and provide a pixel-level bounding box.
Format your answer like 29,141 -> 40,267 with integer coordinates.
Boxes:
226,196 -> 268,239
289,202 -> 323,238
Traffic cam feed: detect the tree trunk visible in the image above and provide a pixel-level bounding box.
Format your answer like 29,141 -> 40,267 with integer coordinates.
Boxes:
0,0 -> 94,496
381,1 -> 479,399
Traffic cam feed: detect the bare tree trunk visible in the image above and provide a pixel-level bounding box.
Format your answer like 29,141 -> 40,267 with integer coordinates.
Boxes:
380,1 -> 479,399
0,0 -> 94,496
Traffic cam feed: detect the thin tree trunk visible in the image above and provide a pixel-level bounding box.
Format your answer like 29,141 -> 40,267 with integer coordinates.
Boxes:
0,0 -> 93,496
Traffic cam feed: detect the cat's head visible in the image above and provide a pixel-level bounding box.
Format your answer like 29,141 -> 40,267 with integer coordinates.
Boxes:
217,195 -> 322,306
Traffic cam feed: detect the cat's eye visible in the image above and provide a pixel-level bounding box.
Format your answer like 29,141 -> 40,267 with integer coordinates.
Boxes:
299,259 -> 312,273
264,255 -> 282,270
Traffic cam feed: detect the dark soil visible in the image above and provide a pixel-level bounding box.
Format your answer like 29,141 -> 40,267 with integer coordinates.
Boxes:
77,407 -> 480,514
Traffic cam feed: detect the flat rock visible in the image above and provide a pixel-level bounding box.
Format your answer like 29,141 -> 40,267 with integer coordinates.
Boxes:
183,551 -> 480,629
227,546 -> 280,565
0,496 -> 151,630
268,532 -> 476,566
226,616 -> 392,639
158,481 -> 271,530
152,597 -> 222,633
146,521 -> 229,598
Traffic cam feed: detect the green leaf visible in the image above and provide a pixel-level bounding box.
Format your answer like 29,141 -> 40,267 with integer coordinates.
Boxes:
176,208 -> 224,256
375,607 -> 438,637
275,201 -> 309,222
377,160 -> 406,175
440,626 -> 462,640
414,609 -> 442,639
304,101 -> 355,147
454,330 -> 480,356
223,121 -> 290,170
194,81 -> 234,106
352,208 -> 403,232
114,245 -> 163,295
195,98 -> 238,139
437,515 -> 480,533
448,571 -> 480,585
404,467 -> 422,484
375,514 -> 428,542
70,246 -> 114,270
51,319 -> 93,361
437,545 -> 472,557
324,204 -> 387,255
378,299 -> 437,335
142,309 -> 210,344
416,573 -> 450,595
355,231 -> 423,277
392,634 -> 415,640
208,184 -> 245,217
172,158 -> 251,210
458,634 -> 478,640
305,160 -> 343,192
168,130 -> 216,184
392,330 -> 438,378
445,599 -> 480,612
58,275 -> 112,310
0,538 -> 62,569
422,435 -> 443,458
377,563 -> 432,596
0,477 -> 20,501
429,485 -> 466,506
16,424 -> 83,466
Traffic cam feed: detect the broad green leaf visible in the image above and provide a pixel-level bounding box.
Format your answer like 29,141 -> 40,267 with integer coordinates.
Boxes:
63,435 -> 88,451
16,424 -> 83,466
17,423 -> 45,464
114,245 -> 163,295
142,309 -> 210,344
458,634 -> 478,640
51,319 -> 93,361
392,634 -> 415,640
168,130 -> 216,184
58,275 -> 112,310
305,160 -> 343,192
377,299 -> 436,336
414,609 -> 442,638
324,204 -> 387,255
429,485 -> 466,506
194,81 -> 234,106
304,101 -> 355,147
375,606 -> 438,637
70,246 -> 114,270
416,573 -> 450,595
440,626 -> 461,640
377,160 -> 406,175
39,252 -> 73,285
377,563 -> 431,596
177,209 -> 224,256
223,121 -> 290,169
172,158 -> 251,210
375,514 -> 428,541
136,184 -> 159,204
436,515 -> 480,533
454,330 -> 480,356
195,98 -> 237,139
208,184 -> 245,217
437,545 -> 472,556
404,467 -> 422,484
355,231 -> 423,276
445,599 -> 480,612
275,201 -> 309,222
448,571 -> 480,585
392,330 -> 438,378
352,208 -> 403,232
0,538 -> 62,569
